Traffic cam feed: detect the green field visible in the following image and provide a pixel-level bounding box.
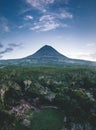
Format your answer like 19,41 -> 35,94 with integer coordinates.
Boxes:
14,109 -> 64,130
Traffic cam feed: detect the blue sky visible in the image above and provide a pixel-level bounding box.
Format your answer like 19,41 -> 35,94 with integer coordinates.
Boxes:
0,0 -> 96,61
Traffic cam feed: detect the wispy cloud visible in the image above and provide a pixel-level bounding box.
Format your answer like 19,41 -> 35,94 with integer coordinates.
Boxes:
0,43 -> 22,59
23,0 -> 71,14
8,43 -> 22,48
19,7 -> 32,15
25,0 -> 55,12
0,48 -> 13,55
0,17 -> 10,33
18,22 -> 33,29
30,11 -> 71,32
20,0 -> 73,32
0,47 -> 13,59
30,14 -> 59,31
60,10 -> 73,19
39,15 -> 54,22
24,15 -> 33,20
31,21 -> 59,31
18,25 -> 25,29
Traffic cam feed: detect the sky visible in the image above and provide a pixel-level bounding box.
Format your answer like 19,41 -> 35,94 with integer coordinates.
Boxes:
0,0 -> 96,61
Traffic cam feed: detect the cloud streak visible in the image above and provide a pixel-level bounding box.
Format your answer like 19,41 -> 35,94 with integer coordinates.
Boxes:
0,48 -> 13,55
25,0 -> 55,12
0,43 -> 22,59
24,15 -> 33,20
19,0 -> 73,32
31,21 -> 59,31
0,48 -> 13,59
60,10 -> 73,19
30,10 -> 72,32
8,43 -> 22,48
30,14 -> 59,31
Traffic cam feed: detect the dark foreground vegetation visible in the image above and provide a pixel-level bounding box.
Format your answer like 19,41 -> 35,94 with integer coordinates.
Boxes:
0,65 -> 96,130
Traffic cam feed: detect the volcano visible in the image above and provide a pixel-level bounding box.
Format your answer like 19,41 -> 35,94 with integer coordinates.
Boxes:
24,45 -> 69,64
0,45 -> 96,66
27,45 -> 67,58
22,45 -> 95,66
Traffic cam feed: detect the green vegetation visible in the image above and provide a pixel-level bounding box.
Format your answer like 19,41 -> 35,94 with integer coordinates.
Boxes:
0,65 -> 96,129
14,109 -> 64,130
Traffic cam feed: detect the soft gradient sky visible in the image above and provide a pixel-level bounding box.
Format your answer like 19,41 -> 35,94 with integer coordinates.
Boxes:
0,0 -> 96,61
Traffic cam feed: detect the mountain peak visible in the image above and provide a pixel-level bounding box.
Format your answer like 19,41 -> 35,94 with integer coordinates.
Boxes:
39,45 -> 56,51
42,45 -> 51,48
24,45 -> 69,65
28,45 -> 66,58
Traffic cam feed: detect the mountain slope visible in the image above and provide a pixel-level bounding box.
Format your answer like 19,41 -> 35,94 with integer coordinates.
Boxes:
27,45 -> 67,58
0,45 -> 96,66
22,45 -> 70,64
22,45 -> 96,66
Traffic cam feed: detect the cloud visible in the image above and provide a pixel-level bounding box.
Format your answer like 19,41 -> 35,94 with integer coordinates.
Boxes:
47,10 -> 73,20
18,22 -> 33,29
30,14 -> 59,31
0,43 -> 22,59
19,10 -> 73,31
0,48 -> 13,55
31,21 -> 59,31
19,8 -> 32,15
19,11 -> 72,31
25,0 -> 55,12
39,15 -> 54,21
8,43 -> 22,48
30,12 -> 70,32
18,25 -> 24,29
21,0 -> 73,32
25,0 -> 55,7
24,15 -> 33,20
60,11 -> 73,19
0,17 -> 10,33
0,48 -> 13,59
